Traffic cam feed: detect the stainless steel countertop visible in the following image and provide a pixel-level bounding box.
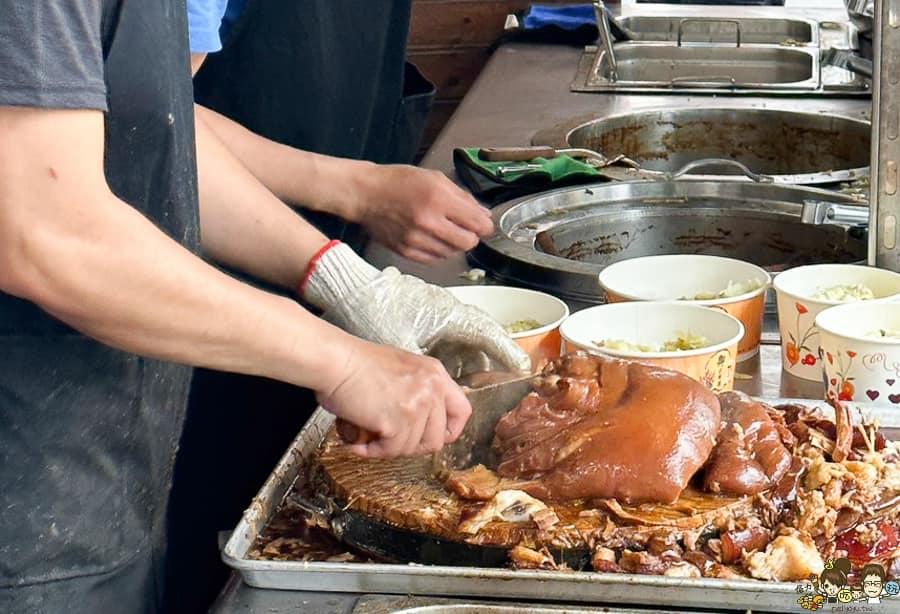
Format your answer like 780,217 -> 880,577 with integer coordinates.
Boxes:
213,1 -> 861,611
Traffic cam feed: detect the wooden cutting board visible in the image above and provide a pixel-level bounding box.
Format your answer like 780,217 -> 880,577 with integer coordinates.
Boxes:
314,429 -> 749,549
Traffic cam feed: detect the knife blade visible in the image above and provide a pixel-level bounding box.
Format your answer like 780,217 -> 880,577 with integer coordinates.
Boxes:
336,370 -> 535,447
435,374 -> 536,473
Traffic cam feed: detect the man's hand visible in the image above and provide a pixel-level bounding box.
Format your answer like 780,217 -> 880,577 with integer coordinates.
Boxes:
358,165 -> 494,263
195,106 -> 492,263
319,340 -> 472,458
302,243 -> 531,377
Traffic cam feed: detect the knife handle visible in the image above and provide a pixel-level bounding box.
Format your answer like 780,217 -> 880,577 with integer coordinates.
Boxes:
336,418 -> 377,445
479,146 -> 558,162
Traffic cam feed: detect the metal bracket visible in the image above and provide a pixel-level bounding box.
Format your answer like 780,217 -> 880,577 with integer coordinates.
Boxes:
801,200 -> 870,225
592,0 -> 618,82
871,0 -> 900,267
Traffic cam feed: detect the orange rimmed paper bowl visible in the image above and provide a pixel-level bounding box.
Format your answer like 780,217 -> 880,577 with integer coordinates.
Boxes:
559,301 -> 744,392
445,285 -> 569,370
598,254 -> 770,362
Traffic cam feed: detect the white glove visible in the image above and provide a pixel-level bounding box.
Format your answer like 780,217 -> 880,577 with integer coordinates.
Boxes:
301,242 -> 531,377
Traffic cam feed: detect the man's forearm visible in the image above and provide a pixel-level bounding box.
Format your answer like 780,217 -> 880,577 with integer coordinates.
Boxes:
196,104 -> 373,222
29,194 -> 348,390
195,109 -> 332,289
0,107 -> 353,393
195,103 -> 498,266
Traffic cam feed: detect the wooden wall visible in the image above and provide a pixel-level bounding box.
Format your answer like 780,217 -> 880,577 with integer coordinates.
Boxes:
407,0 -> 571,157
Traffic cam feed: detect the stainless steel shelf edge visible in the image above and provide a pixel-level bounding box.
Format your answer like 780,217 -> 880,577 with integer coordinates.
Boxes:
223,400 -> 900,613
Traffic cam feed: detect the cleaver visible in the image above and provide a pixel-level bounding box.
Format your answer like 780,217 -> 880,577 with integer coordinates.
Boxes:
336,371 -> 535,462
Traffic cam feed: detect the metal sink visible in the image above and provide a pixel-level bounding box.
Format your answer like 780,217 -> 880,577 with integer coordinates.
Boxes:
618,16 -> 816,45
591,44 -> 818,90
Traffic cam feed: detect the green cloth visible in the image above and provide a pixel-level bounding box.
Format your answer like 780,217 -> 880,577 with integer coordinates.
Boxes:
457,147 -> 601,181
453,147 -> 606,203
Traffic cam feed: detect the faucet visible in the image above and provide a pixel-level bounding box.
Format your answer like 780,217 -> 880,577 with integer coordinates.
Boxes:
593,0 -> 618,82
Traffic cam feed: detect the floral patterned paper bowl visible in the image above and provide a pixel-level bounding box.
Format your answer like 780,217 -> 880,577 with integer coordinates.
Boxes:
773,265 -> 900,382
559,302 -> 744,392
598,254 -> 770,362
816,302 -> 900,404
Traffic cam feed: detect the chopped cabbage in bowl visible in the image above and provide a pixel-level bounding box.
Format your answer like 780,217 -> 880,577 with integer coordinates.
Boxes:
504,319 -> 542,334
595,331 -> 710,353
867,328 -> 900,340
683,278 -> 765,301
811,284 -> 875,302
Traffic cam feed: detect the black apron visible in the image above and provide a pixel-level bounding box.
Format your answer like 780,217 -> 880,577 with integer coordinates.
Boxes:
164,2 -> 429,611
192,0 -> 434,249
0,2 -> 199,613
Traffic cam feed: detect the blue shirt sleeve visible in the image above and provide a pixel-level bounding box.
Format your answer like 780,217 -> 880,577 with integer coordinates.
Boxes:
187,0 -> 230,53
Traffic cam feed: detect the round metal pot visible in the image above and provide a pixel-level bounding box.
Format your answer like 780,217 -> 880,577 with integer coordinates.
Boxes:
470,181 -> 868,304
533,108 -> 870,185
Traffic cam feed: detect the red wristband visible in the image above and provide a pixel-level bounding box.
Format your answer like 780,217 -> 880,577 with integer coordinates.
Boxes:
299,239 -> 342,296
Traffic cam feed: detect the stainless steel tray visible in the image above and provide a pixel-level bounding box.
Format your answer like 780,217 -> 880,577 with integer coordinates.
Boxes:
617,16 -> 818,45
572,46 -> 869,96
590,43 -> 820,91
614,16 -> 852,50
223,399 -> 900,613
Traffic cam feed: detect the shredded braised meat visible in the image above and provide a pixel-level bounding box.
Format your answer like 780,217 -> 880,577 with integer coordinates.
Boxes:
442,354 -> 900,582
827,393 -> 853,463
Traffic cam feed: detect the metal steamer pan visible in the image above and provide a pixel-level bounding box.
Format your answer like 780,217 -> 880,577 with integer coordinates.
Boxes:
470,181 -> 868,305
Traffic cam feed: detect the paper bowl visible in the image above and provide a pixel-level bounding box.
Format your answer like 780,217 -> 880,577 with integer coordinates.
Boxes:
773,264 -> 900,382
598,255 -> 769,362
817,302 -> 900,405
446,285 -> 569,369
559,302 -> 744,392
